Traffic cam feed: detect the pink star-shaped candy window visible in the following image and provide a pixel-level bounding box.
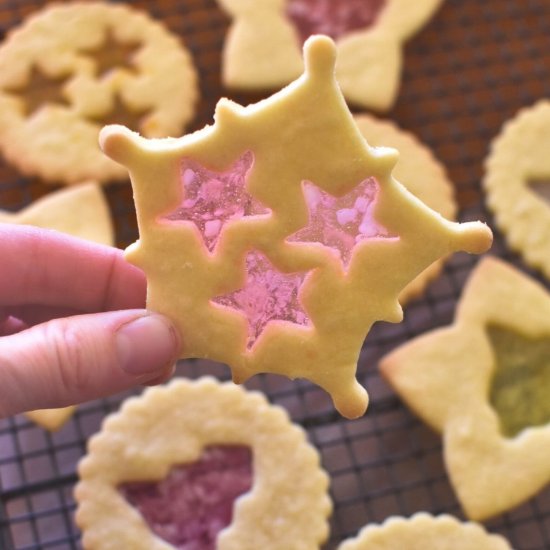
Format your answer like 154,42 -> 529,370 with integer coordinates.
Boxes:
213,251 -> 310,349
160,151 -> 270,252
288,177 -> 396,268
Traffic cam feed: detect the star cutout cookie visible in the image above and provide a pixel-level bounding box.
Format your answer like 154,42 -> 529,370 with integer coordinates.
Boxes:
0,2 -> 198,184
101,36 -> 491,419
217,0 -> 443,110
338,513 -> 512,550
0,182 -> 114,431
484,100 -> 550,280
380,257 -> 550,520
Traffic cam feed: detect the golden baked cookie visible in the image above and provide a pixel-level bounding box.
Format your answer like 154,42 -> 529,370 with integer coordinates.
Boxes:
0,2 -> 198,185
75,377 -> 332,550
354,114 -> 457,304
218,0 -> 443,110
380,257 -> 550,520
338,513 -> 512,550
0,182 -> 114,431
101,36 -> 491,419
484,100 -> 550,279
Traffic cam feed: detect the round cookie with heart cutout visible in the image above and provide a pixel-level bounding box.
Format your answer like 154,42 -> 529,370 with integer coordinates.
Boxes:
75,377 -> 332,549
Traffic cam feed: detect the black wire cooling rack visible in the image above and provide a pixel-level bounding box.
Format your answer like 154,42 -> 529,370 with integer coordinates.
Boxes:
0,0 -> 550,548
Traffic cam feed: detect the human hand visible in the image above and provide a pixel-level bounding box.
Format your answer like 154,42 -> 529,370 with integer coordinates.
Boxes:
0,224 -> 181,418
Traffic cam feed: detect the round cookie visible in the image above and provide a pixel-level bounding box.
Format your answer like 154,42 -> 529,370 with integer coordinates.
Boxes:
338,513 -> 512,550
484,100 -> 550,279
75,377 -> 332,549
354,114 -> 457,304
0,2 -> 198,185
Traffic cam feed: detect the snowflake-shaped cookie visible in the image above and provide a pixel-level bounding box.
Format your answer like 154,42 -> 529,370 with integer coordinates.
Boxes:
217,0 -> 444,110
101,36 -> 491,419
381,257 -> 550,519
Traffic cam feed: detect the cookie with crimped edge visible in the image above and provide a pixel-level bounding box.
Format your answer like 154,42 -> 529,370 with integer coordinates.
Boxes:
101,36 -> 491,419
0,182 -> 114,431
484,100 -> 550,280
338,513 -> 512,550
354,114 -> 457,305
218,0 -> 443,111
0,2 -> 198,185
380,257 -> 550,520
75,377 -> 332,550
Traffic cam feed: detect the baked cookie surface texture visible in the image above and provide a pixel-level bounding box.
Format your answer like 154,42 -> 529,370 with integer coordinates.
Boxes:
0,1 -> 198,184
354,114 -> 457,304
75,377 -> 332,550
380,257 -> 550,520
338,513 -> 513,550
0,182 -> 114,430
484,100 -> 550,280
217,0 -> 444,110
102,36 -> 492,419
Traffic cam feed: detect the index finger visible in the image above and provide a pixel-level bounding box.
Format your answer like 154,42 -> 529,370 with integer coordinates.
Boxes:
0,224 -> 146,312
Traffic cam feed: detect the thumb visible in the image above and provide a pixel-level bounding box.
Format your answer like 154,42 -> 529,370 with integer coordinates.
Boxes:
0,310 -> 181,417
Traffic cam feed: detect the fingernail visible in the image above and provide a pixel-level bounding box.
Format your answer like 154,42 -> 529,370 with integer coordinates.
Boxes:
116,314 -> 179,376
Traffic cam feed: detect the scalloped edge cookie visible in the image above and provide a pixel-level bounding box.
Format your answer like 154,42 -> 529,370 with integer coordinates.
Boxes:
484,100 -> 550,279
75,377 -> 332,549
338,513 -> 513,550
0,1 -> 198,184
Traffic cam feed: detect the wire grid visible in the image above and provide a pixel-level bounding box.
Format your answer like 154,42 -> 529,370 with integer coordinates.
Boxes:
0,0 -> 549,548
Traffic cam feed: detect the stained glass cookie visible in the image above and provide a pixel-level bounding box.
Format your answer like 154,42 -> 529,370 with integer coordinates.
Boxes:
484,100 -> 550,279
218,0 -> 444,110
0,2 -> 198,184
338,513 -> 512,550
100,36 -> 491,419
354,114 -> 457,304
380,257 -> 550,520
75,377 -> 332,549
0,182 -> 114,431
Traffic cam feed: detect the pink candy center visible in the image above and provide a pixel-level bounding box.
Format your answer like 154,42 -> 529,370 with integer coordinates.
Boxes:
288,178 -> 395,268
161,151 -> 269,252
120,446 -> 253,550
213,251 -> 310,348
286,0 -> 386,43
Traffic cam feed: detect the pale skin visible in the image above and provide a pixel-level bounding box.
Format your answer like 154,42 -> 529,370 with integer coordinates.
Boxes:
0,224 -> 181,418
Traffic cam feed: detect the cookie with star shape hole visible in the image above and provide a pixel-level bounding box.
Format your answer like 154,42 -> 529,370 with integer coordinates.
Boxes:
101,36 -> 491,419
338,513 -> 513,550
0,182 -> 114,431
75,377 -> 331,550
217,0 -> 443,111
380,257 -> 550,520
0,2 -> 198,185
484,100 -> 550,280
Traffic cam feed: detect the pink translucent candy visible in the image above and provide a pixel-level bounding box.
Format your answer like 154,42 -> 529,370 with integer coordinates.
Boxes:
120,446 -> 252,550
162,151 -> 269,252
288,178 -> 395,267
286,0 -> 386,43
213,251 -> 310,348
